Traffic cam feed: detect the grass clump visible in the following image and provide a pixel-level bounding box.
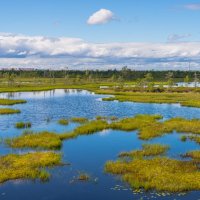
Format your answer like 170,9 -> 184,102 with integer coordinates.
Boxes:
180,135 -> 187,142
15,122 -> 32,129
189,135 -> 200,144
58,118 -> 69,125
119,144 -> 169,158
184,151 -> 200,161
0,108 -> 21,115
70,117 -> 88,123
77,172 -> 90,181
0,98 -> 26,105
6,131 -> 63,150
0,152 -> 61,183
72,120 -> 108,135
105,157 -> 200,192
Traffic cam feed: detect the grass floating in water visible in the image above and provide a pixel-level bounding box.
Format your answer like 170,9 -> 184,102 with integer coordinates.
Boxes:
6,131 -> 63,150
188,135 -> 200,144
0,108 -> 21,115
0,98 -> 26,105
0,152 -> 61,183
15,122 -> 32,129
70,117 -> 88,123
184,151 -> 200,161
105,157 -> 200,192
58,118 -> 69,125
119,144 -> 169,158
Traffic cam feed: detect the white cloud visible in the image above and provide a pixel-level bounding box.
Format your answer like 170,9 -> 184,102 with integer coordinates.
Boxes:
184,4 -> 200,10
87,9 -> 114,25
0,33 -> 200,70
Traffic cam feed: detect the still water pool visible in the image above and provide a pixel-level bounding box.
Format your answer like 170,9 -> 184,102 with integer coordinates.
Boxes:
0,89 -> 199,200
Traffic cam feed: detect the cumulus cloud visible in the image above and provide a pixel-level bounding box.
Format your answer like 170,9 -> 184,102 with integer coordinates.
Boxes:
184,3 -> 200,10
0,33 -> 200,70
87,9 -> 114,25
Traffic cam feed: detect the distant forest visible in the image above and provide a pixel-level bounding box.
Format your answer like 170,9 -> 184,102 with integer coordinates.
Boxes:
0,67 -> 199,82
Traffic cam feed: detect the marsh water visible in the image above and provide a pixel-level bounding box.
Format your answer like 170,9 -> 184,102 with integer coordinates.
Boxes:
0,89 -> 199,200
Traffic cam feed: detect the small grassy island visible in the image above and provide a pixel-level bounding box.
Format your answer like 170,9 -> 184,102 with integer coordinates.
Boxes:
105,157 -> 200,192
119,144 -> 169,158
0,108 -> 21,115
15,121 -> 32,129
58,118 -> 69,125
0,98 -> 27,105
6,131 -> 63,150
0,152 -> 61,183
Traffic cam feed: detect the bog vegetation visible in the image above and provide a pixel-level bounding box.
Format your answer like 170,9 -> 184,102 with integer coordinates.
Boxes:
0,108 -> 21,115
0,152 -> 61,183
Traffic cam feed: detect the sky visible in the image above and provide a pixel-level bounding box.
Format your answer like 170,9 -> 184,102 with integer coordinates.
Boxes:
0,0 -> 200,70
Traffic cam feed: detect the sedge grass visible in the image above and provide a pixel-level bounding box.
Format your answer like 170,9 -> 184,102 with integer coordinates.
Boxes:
119,144 -> 169,158
0,98 -> 26,105
15,122 -> 32,129
6,131 -> 63,150
70,117 -> 88,123
0,108 -> 21,115
58,118 -> 69,125
105,157 -> 200,192
0,152 -> 61,183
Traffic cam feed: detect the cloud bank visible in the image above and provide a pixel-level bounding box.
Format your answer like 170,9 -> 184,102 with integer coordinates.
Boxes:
0,33 -> 200,70
87,9 -> 115,25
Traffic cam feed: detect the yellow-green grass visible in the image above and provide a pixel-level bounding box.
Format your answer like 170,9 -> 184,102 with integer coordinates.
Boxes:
1,80 -> 200,108
105,157 -> 200,192
6,131 -> 63,150
77,172 -> 90,181
119,144 -> 169,158
58,118 -> 69,125
189,136 -> 200,144
0,98 -> 27,105
70,117 -> 88,123
6,120 -> 109,149
72,119 -> 109,136
185,151 -> 200,161
0,108 -> 21,115
0,152 -> 61,183
15,122 -> 32,129
102,92 -> 200,108
110,115 -> 200,140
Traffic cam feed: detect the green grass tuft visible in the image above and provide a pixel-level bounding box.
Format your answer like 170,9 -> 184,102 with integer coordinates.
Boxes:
15,122 -> 32,129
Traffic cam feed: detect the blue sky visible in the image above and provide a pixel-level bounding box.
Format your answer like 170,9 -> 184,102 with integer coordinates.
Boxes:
0,0 -> 200,70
